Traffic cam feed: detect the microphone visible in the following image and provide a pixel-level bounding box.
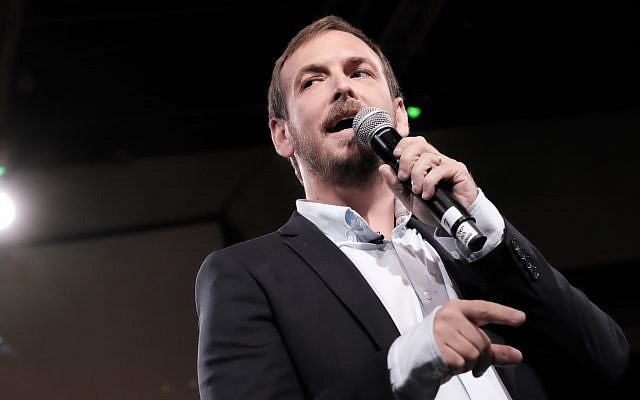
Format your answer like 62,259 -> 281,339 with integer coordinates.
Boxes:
353,107 -> 487,252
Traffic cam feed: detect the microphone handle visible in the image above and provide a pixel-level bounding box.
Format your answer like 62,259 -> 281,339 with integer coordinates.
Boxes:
370,128 -> 487,252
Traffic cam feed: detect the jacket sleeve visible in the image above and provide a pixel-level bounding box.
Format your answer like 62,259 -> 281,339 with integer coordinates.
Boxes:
446,219 -> 629,390
195,250 -> 395,400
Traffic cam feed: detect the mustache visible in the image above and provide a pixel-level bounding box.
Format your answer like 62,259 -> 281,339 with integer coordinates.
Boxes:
321,99 -> 363,132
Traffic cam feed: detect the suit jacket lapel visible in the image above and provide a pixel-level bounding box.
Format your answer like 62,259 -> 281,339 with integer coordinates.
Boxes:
279,211 -> 400,350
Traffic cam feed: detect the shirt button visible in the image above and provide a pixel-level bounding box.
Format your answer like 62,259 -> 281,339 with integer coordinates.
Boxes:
422,290 -> 432,302
345,210 -> 355,225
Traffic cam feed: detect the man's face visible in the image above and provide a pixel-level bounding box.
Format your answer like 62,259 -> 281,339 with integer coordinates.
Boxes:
278,30 -> 406,186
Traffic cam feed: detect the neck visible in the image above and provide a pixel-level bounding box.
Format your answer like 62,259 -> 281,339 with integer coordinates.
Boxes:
302,171 -> 396,238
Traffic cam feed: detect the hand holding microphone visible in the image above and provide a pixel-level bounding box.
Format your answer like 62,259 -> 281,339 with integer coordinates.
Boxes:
353,107 -> 487,252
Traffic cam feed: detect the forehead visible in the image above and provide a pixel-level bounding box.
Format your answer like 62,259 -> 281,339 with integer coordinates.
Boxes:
280,30 -> 383,84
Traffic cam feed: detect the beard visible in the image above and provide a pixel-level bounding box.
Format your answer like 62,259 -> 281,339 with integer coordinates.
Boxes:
289,123 -> 382,188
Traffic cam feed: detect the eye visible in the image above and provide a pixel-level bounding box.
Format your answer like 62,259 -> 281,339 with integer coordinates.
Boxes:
351,69 -> 373,79
301,76 -> 322,90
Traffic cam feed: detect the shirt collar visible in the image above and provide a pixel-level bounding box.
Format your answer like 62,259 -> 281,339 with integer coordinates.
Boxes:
296,199 -> 412,243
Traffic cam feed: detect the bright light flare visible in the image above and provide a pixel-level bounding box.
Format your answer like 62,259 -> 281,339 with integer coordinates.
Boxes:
0,191 -> 16,230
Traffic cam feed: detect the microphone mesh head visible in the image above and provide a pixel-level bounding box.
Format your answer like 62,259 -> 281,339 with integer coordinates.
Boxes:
353,107 -> 393,145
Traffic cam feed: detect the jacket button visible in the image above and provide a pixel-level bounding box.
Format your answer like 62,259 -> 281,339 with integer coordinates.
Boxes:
525,261 -> 540,280
512,238 -> 539,280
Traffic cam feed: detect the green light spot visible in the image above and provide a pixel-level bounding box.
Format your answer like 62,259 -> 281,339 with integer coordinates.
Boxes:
407,106 -> 422,119
0,166 -> 5,176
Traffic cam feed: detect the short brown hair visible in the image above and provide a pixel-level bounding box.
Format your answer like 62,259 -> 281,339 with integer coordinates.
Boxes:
267,15 -> 402,120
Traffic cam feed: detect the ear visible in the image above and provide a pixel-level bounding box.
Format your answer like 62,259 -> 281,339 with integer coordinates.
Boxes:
269,118 -> 294,158
393,97 -> 410,137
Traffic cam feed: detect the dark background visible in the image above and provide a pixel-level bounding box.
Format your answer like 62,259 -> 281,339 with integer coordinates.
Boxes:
0,1 -> 639,399
5,0 -> 640,167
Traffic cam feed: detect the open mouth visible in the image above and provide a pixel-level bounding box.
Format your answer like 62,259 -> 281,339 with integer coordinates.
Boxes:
327,118 -> 354,134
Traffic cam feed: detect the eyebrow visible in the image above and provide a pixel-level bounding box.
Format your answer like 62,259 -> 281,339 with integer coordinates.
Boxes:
293,56 -> 379,87
294,64 -> 328,87
344,56 -> 375,70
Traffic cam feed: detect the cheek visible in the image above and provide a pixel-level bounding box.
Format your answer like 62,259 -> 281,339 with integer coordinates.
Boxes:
354,84 -> 397,117
290,98 -> 322,131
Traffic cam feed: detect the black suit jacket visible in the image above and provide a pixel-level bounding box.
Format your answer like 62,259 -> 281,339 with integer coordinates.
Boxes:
196,211 -> 628,399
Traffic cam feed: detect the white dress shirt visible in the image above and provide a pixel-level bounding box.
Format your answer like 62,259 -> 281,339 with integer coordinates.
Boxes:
296,189 -> 512,400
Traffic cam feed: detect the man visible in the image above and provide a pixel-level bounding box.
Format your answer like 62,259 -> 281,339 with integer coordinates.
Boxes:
195,15 -> 628,399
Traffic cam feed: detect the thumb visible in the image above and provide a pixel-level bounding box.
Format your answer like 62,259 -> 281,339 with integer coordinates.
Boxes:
491,344 -> 523,366
472,344 -> 522,377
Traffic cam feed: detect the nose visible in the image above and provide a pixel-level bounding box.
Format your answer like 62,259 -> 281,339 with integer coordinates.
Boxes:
332,74 -> 356,103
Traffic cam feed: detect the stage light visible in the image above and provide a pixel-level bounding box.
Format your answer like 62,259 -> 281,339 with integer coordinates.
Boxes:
407,106 -> 422,119
0,191 -> 16,230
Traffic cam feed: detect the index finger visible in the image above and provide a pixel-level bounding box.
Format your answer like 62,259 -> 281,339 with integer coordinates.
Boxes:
458,299 -> 526,327
392,136 -> 439,159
